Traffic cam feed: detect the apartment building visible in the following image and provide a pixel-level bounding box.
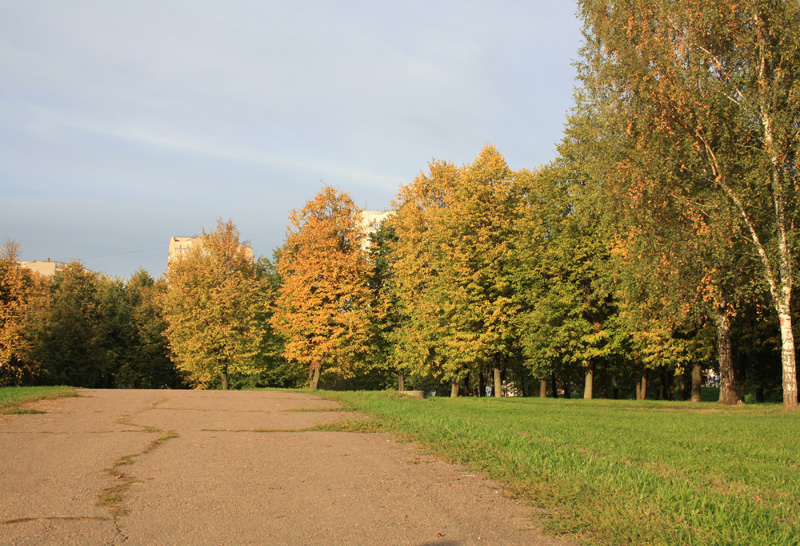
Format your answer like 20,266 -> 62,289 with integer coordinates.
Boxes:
19,259 -> 68,277
167,236 -> 254,266
360,210 -> 396,251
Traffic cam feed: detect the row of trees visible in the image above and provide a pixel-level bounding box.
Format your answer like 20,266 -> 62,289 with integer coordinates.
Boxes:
0,223 -> 303,391
0,241 -> 183,388
271,1 -> 799,409
1,0 -> 796,407
269,148 -> 792,407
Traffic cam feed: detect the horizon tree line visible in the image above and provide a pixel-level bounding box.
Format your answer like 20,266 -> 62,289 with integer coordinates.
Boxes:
1,0 -> 797,408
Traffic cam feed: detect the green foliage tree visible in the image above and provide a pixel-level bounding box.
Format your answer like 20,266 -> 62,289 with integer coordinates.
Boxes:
162,219 -> 264,390
512,163 -> 624,400
27,262 -> 114,387
272,186 -> 372,389
114,270 -> 184,389
367,219 -> 406,390
237,255 -> 306,389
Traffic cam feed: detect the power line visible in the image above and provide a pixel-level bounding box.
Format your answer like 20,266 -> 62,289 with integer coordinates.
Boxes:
76,243 -> 165,260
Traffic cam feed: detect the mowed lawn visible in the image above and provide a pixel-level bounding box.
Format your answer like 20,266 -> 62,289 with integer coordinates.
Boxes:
325,391 -> 799,546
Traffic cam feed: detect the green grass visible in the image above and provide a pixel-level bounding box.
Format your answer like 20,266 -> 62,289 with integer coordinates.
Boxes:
0,386 -> 78,414
322,391 -> 799,546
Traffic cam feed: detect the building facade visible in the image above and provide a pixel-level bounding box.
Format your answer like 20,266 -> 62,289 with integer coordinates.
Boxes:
167,236 -> 254,266
359,210 -> 396,251
19,259 -> 68,277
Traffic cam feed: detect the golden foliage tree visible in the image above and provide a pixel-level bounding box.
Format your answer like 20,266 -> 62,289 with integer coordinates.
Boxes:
0,240 -> 39,385
162,220 -> 263,390
272,186 -> 372,389
390,147 -> 520,396
389,160 -> 460,393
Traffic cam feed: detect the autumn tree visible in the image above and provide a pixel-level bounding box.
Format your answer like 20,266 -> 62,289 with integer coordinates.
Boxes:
272,186 -> 372,389
389,161 -> 460,393
388,147 -> 533,397
0,240 -> 39,385
162,219 -> 263,390
576,0 -> 800,408
440,146 -> 523,397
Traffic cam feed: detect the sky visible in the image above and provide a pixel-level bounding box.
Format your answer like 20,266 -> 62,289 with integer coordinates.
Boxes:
1,1 -> 584,280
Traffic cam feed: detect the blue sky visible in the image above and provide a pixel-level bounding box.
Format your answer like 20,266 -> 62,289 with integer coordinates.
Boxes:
0,1 -> 583,279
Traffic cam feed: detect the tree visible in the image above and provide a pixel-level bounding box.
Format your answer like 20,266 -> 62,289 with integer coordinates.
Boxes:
389,160 -> 460,393
0,240 -> 39,385
238,255 -> 307,389
115,270 -> 184,389
272,186 -> 372,389
439,146 -> 521,397
367,220 -> 406,390
162,219 -> 263,390
28,262 -> 113,387
576,0 -> 800,408
512,164 -> 622,400
389,149 -> 524,397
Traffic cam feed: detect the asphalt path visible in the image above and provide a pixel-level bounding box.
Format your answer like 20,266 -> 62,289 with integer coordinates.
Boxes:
0,389 -> 577,545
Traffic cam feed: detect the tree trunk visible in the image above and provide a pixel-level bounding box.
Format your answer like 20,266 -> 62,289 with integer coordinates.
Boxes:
660,368 -> 673,401
309,362 -> 321,390
778,306 -> 798,408
220,370 -> 229,391
493,367 -> 502,398
584,362 -> 594,400
397,370 -> 405,392
479,372 -> 486,397
551,372 -> 558,398
638,370 -> 648,401
691,362 -> 702,403
678,369 -> 688,401
759,74 -> 798,409
717,303 -> 738,405
450,377 -> 459,397
539,379 -> 547,398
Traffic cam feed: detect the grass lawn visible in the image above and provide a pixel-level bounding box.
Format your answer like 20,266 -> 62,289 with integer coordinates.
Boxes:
0,386 -> 77,414
323,391 -> 799,546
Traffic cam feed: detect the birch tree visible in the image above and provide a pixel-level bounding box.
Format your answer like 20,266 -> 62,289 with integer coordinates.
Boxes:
577,0 -> 800,408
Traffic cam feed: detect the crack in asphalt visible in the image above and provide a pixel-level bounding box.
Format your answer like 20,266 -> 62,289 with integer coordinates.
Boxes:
0,516 -> 109,525
96,402 -> 179,544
